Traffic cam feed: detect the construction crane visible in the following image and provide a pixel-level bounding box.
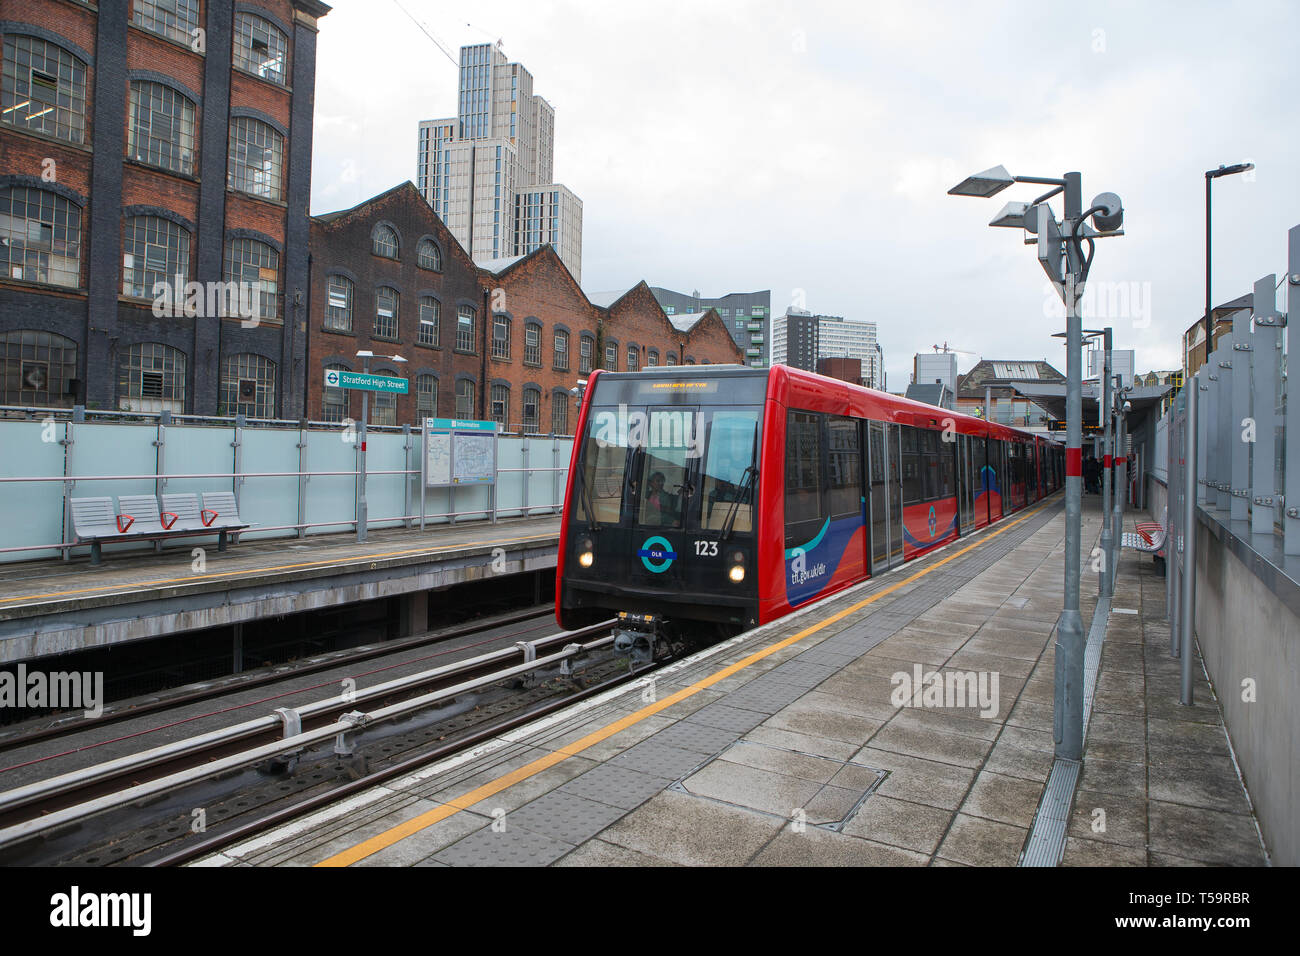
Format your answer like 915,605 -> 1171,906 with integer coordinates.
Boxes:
931,342 -> 979,357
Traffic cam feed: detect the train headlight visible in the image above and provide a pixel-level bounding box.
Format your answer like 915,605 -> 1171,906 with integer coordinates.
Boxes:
579,551 -> 594,568
728,565 -> 745,583
578,538 -> 594,568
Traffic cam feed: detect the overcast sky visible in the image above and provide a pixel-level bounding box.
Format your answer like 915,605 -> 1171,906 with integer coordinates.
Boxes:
310,0 -> 1299,388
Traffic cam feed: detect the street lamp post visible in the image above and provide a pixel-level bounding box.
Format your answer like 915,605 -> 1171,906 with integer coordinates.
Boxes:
1203,163 -> 1254,368
355,349 -> 407,544
949,165 -> 1124,761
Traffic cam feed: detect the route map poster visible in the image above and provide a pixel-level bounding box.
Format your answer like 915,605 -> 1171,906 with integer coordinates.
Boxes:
423,418 -> 498,487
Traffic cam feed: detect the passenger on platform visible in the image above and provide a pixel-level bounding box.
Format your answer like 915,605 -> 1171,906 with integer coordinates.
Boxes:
1083,455 -> 1101,494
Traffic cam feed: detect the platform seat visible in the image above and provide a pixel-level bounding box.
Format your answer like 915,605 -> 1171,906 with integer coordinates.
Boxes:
1122,508 -> 1167,568
200,492 -> 251,541
70,496 -> 144,565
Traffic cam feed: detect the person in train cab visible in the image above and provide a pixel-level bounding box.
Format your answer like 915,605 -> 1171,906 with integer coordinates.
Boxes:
645,471 -> 673,524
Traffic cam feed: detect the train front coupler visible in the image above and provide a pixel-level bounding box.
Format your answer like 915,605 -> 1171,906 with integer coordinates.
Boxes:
612,611 -> 669,666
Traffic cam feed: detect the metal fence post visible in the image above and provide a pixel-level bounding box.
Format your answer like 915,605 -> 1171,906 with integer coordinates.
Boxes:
1251,276 -> 1282,536
60,406 -> 83,561
232,413 -> 245,509
1230,310 -> 1252,523
1169,390 -> 1182,655
522,434 -> 530,517
552,435 -> 560,514
155,409 -> 170,499
1100,332 -> 1113,597
1286,226 -> 1300,554
402,423 -> 413,529
1180,376 -> 1198,704
297,420 -> 308,539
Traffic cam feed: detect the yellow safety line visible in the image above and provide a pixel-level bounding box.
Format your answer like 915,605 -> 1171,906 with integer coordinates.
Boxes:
316,493 -> 1061,867
0,532 -> 558,605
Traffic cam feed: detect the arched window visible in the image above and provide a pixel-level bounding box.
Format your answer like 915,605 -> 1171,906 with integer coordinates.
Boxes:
456,305 -> 476,353
123,216 -> 190,299
551,390 -> 569,436
224,238 -> 279,321
0,187 -> 82,288
647,348 -> 659,367
579,334 -> 593,374
418,296 -> 439,346
522,386 -> 541,434
322,362 -> 350,422
0,330 -> 77,406
455,379 -> 475,418
553,329 -> 569,371
492,313 -> 511,359
524,321 -> 542,367
233,13 -> 289,86
374,288 -> 398,339
133,0 -> 199,45
666,352 -> 677,366
604,344 -> 617,371
118,342 -> 186,413
416,373 -> 437,417
627,347 -> 639,372
372,371 -> 398,426
490,383 -> 510,429
227,117 -> 284,200
128,81 -> 197,175
1,35 -> 87,143
325,275 -> 353,332
417,238 -> 442,271
372,224 -> 399,259
221,353 -> 276,418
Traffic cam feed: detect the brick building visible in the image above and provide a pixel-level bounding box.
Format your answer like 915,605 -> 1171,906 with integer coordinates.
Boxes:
0,0 -> 330,416
306,181 -> 482,426
305,183 -> 745,432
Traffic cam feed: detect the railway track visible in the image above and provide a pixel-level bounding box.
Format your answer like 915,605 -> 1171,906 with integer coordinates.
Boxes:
0,619 -> 631,866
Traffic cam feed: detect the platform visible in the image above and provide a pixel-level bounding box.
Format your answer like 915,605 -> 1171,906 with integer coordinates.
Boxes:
201,496 -> 1268,867
0,515 -> 560,663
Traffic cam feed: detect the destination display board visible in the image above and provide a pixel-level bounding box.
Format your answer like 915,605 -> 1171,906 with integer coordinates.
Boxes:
423,418 -> 498,487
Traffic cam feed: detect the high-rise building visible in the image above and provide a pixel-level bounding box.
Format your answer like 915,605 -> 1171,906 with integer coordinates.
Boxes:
913,352 -> 958,393
417,44 -> 583,281
648,288 -> 770,366
772,310 -> 882,387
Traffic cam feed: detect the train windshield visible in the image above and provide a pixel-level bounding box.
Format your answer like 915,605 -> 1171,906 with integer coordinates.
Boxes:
577,402 -> 761,533
698,410 -> 758,533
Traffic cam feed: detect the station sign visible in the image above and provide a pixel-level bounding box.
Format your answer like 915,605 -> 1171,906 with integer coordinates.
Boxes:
324,369 -> 409,394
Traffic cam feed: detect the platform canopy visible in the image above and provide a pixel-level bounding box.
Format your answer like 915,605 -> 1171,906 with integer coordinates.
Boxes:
1008,381 -> 1173,424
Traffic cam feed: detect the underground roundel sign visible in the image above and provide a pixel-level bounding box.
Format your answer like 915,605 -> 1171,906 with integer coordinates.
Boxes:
638,536 -> 677,573
324,369 -> 341,388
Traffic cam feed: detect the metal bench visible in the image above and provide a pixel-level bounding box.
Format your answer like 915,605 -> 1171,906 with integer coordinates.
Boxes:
200,492 -> 251,541
163,492 -> 247,551
70,496 -> 146,566
1122,508 -> 1167,568
70,493 -> 250,565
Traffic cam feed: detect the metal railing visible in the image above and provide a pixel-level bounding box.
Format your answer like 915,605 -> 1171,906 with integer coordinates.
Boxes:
1161,223 -> 1296,703
0,407 -> 574,563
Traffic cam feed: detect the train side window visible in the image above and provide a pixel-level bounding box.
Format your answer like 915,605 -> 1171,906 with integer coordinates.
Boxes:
940,433 -> 956,498
785,411 -> 823,542
921,429 -> 940,500
827,416 -> 861,518
901,426 -> 922,505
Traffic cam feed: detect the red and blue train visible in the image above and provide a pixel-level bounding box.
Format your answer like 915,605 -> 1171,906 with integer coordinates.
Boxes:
557,364 -> 1062,659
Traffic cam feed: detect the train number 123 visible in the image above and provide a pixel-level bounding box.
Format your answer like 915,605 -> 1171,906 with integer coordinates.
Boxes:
694,540 -> 718,556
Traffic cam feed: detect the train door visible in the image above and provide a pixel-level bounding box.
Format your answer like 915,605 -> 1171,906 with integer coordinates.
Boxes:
958,434 -> 974,533
868,421 -> 888,573
887,423 -> 903,566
